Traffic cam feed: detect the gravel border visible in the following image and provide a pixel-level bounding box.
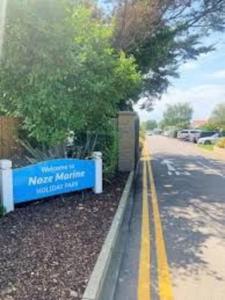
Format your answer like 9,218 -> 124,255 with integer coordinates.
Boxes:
0,173 -> 128,300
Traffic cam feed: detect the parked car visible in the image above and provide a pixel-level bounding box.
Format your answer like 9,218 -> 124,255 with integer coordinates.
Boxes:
198,133 -> 221,145
146,131 -> 153,136
188,130 -> 202,142
177,129 -> 191,140
163,127 -> 178,138
153,128 -> 162,135
163,130 -> 170,137
189,130 -> 218,143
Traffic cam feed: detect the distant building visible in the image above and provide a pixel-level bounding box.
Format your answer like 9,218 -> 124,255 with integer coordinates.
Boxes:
192,120 -> 208,128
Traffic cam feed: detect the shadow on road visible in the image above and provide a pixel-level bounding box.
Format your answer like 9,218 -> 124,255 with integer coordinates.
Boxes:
152,153 -> 225,283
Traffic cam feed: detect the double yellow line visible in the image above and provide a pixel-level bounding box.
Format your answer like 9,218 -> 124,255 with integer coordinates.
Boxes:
138,154 -> 151,299
138,143 -> 174,300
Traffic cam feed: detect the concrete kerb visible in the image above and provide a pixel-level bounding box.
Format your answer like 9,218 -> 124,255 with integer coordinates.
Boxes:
82,171 -> 134,300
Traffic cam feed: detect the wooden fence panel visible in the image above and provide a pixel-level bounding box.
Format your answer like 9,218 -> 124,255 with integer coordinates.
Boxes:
0,117 -> 22,158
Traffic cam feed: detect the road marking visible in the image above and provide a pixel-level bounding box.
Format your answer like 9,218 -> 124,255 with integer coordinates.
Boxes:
138,157 -> 151,300
198,161 -> 225,178
162,160 -> 177,176
161,160 -> 175,172
147,152 -> 174,300
161,159 -> 191,176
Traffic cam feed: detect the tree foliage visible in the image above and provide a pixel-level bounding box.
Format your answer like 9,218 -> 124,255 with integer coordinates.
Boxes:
108,0 -> 225,109
208,103 -> 225,130
161,102 -> 193,129
142,120 -> 158,131
1,0 -> 224,148
0,0 -> 141,146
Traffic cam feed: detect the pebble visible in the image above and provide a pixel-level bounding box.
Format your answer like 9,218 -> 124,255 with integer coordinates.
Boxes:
70,290 -> 78,297
1,286 -> 16,296
4,296 -> 14,300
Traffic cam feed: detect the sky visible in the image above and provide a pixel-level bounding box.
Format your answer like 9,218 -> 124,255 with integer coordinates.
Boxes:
135,33 -> 225,123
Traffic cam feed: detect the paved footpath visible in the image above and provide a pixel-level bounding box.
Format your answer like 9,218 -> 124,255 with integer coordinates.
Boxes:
114,136 -> 225,300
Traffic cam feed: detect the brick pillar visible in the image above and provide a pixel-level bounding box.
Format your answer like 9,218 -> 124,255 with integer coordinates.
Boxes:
118,111 -> 139,172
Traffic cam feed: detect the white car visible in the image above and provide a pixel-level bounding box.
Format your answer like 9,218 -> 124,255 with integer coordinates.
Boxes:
188,129 -> 202,142
177,129 -> 190,140
146,131 -> 153,136
163,130 -> 170,137
197,133 -> 220,145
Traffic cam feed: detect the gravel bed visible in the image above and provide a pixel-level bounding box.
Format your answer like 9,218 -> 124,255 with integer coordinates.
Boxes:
0,173 -> 128,300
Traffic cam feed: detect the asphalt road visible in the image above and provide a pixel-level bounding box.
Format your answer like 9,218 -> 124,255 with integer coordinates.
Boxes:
114,135 -> 225,300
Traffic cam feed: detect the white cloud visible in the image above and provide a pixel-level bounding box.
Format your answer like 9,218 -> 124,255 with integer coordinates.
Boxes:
211,69 -> 225,79
179,61 -> 198,71
135,40 -> 225,123
178,52 -> 213,73
135,84 -> 225,122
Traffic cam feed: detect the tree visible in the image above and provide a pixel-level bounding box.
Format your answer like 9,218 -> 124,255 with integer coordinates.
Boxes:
161,102 -> 193,129
143,120 -> 158,131
108,0 -> 225,109
199,122 -> 218,131
0,0 -> 141,146
209,103 -> 225,130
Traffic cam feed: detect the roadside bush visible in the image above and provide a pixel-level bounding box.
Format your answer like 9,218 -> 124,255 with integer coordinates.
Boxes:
0,1 -> 141,148
18,120 -> 119,179
139,126 -> 145,152
216,138 -> 225,149
102,129 -> 118,178
0,204 -> 5,217
72,126 -> 119,178
18,139 -> 68,164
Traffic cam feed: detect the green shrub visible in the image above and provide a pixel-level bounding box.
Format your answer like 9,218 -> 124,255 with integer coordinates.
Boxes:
0,204 -> 5,217
103,130 -> 118,178
139,126 -> 145,151
19,124 -> 119,179
216,138 -> 225,149
92,125 -> 118,178
0,2 -> 141,148
69,124 -> 119,179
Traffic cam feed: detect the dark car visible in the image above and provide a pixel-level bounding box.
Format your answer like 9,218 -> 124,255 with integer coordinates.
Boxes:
191,131 -> 217,143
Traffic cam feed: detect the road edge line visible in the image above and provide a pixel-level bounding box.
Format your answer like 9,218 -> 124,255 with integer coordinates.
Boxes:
147,156 -> 174,300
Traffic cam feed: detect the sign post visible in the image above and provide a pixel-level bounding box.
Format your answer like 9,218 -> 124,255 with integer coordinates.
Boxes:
93,152 -> 103,194
0,160 -> 14,214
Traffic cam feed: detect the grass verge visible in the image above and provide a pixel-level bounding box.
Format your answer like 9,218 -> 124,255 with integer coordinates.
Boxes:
198,144 -> 214,151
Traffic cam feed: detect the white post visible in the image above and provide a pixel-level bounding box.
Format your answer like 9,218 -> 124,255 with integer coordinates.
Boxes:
92,152 -> 103,194
0,160 -> 14,214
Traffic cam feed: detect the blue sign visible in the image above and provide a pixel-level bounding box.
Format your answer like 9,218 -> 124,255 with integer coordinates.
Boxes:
13,159 -> 95,204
